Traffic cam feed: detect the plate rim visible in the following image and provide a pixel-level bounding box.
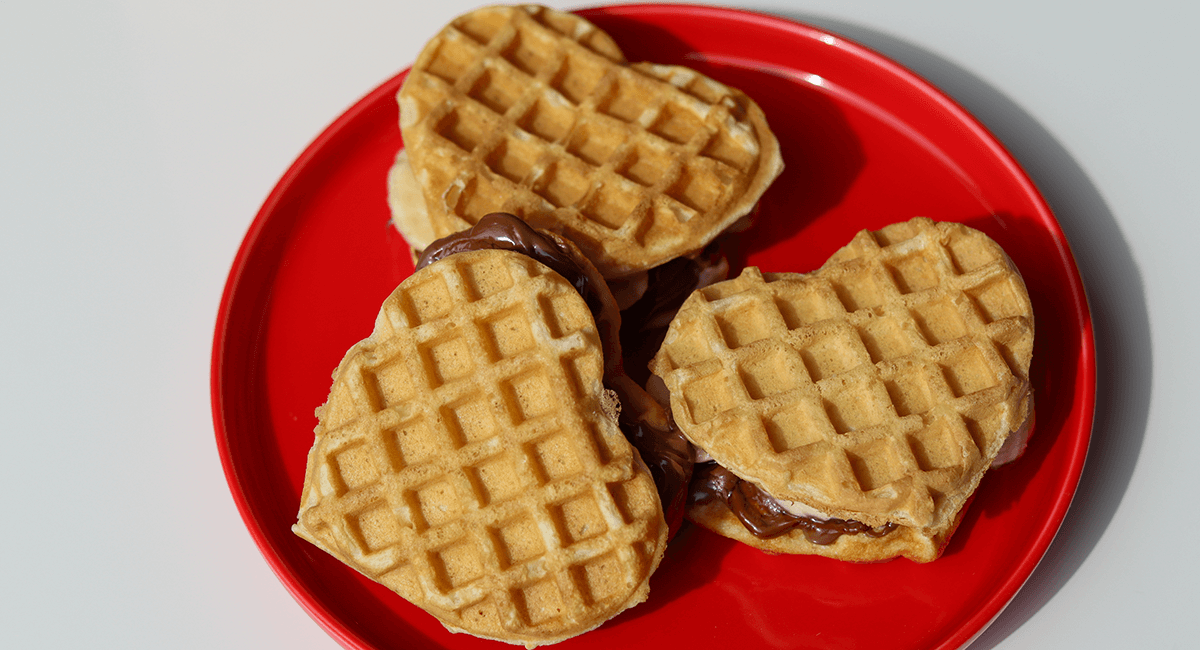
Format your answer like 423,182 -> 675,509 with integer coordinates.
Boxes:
210,62 -> 412,650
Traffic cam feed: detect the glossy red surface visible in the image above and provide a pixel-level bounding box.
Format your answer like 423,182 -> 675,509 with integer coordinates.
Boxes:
212,5 -> 1094,650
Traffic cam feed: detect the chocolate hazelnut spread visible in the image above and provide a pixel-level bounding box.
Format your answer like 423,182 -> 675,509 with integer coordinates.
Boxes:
416,213 -> 694,531
618,242 -> 727,385
607,378 -> 693,534
417,213 -> 607,332
691,463 -> 897,544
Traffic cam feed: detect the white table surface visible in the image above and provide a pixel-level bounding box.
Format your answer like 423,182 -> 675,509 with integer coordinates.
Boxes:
3,1 -> 1195,647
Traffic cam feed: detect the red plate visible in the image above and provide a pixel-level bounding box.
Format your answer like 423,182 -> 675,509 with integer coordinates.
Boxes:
212,5 -> 1094,650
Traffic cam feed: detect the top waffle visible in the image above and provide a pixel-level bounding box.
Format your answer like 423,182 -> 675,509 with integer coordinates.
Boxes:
395,4 -> 783,279
294,249 -> 667,646
650,218 -> 1034,543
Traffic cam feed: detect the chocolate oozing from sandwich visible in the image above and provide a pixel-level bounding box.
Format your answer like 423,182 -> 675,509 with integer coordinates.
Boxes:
416,212 -> 614,353
416,213 -> 694,533
619,241 -> 728,386
690,463 -> 897,544
607,377 -> 693,536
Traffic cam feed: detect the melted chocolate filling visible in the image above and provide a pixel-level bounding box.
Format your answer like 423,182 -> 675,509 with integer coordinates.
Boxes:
618,241 -> 726,386
607,381 -> 693,534
691,463 -> 897,544
416,213 -> 694,532
416,213 -> 610,345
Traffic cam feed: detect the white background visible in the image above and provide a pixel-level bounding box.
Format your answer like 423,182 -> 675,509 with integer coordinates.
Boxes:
2,0 -> 1194,647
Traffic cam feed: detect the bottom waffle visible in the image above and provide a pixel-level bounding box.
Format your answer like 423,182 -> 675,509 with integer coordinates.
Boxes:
294,248 -> 667,646
386,149 -> 437,253
686,496 -> 964,563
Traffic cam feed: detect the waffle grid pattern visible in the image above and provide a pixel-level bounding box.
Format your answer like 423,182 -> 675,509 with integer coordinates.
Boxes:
653,219 -> 1034,531
400,4 -> 780,276
296,250 -> 663,641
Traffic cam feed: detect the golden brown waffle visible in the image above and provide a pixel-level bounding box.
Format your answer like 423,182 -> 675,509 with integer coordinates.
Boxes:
394,4 -> 783,279
294,249 -> 667,645
650,218 -> 1034,562
386,149 -> 437,252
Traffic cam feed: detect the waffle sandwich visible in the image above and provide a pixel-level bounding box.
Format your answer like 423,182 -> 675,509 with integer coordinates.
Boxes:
294,225 -> 669,645
649,218 -> 1035,562
387,4 -> 783,284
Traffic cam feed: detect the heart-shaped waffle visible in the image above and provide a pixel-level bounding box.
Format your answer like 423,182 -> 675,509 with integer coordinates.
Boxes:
294,249 -> 667,645
650,218 -> 1035,562
390,4 -> 782,279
